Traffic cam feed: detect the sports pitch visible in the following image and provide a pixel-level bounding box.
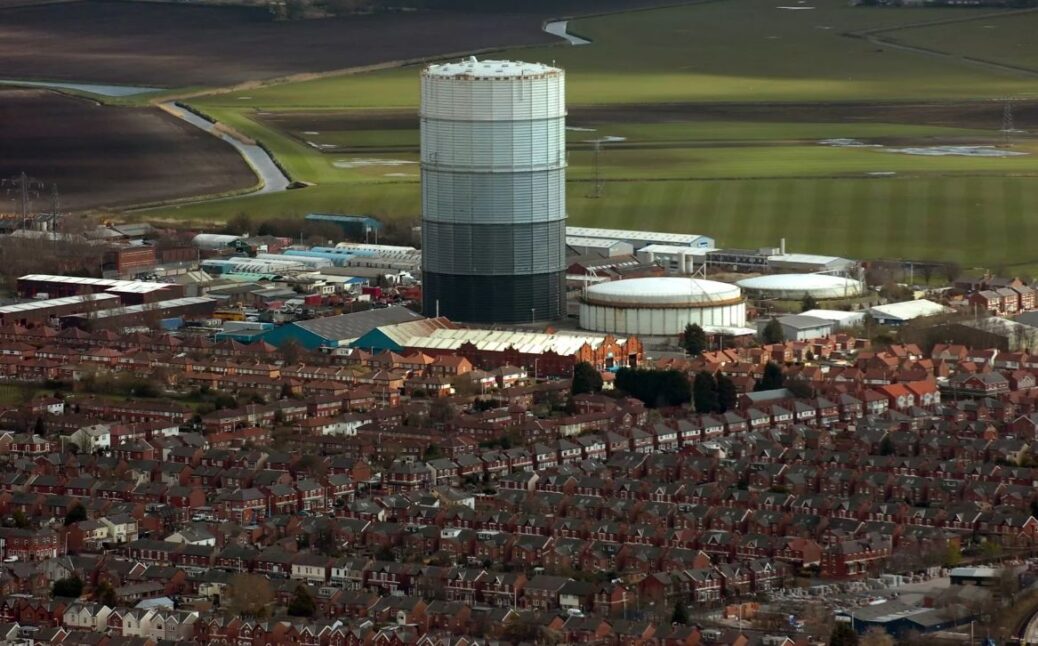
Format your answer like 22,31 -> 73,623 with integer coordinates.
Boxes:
140,0 -> 1038,269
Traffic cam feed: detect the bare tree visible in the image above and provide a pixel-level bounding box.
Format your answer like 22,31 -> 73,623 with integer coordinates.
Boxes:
227,574 -> 275,617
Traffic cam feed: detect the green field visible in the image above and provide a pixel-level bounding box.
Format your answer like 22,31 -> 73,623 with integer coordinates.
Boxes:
138,0 -> 1038,269
885,11 -> 1038,72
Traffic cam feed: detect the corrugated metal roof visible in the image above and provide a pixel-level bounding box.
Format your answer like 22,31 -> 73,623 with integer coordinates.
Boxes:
296,306 -> 426,343
395,327 -> 629,356
0,293 -> 119,314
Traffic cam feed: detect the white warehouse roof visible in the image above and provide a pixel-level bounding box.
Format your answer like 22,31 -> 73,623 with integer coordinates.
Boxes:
402,328 -> 628,357
566,236 -> 630,249
425,58 -> 560,79
0,293 -> 119,314
585,277 -> 741,307
869,299 -> 953,322
566,227 -> 714,248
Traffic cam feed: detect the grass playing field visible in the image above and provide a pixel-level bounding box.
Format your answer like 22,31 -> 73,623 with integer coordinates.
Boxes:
139,0 -> 1038,270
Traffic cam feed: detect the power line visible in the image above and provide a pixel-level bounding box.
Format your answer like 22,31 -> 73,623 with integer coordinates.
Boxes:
1,172 -> 45,230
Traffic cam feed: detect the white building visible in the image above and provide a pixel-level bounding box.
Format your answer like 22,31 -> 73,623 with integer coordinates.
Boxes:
868,299 -> 954,326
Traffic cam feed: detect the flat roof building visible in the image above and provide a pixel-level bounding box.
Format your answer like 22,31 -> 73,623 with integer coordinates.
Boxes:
565,227 -> 714,250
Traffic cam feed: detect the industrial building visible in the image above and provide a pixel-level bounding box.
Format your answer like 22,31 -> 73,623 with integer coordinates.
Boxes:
0,293 -> 120,327
352,322 -> 643,376
800,309 -> 867,329
254,253 -> 333,271
191,233 -> 245,250
566,227 -> 715,250
420,58 -> 567,323
60,296 -> 217,331
767,253 -> 857,273
868,299 -> 954,326
16,274 -> 184,305
635,245 -> 707,275
304,213 -> 382,238
762,314 -> 836,341
704,247 -> 856,274
579,277 -> 746,336
736,274 -> 864,300
201,257 -> 310,276
566,236 -> 634,259
262,306 -> 427,350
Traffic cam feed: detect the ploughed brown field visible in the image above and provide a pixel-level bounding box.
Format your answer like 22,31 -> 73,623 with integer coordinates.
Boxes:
0,89 -> 256,211
0,0 -> 582,87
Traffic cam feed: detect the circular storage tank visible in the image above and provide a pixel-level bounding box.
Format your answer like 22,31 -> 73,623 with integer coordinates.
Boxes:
580,277 -> 746,336
736,274 -> 863,300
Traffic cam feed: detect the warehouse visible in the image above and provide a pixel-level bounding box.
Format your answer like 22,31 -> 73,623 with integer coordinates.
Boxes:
60,297 -> 217,331
254,253 -> 333,271
566,236 -> 635,259
16,274 -> 183,304
762,314 -> 835,341
868,299 -> 954,326
263,305 -> 428,350
579,277 -> 746,336
353,323 -> 643,377
0,293 -> 120,326
800,309 -> 867,329
566,226 -> 715,250
767,253 -> 857,273
192,233 -> 244,250
736,274 -> 864,300
201,257 -> 309,276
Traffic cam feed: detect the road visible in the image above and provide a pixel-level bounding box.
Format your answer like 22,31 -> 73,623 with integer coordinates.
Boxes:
159,101 -> 291,196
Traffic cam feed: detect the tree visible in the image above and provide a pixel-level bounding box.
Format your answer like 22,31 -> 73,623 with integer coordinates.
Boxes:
801,292 -> 819,313
879,434 -> 895,456
64,504 -> 87,526
571,361 -> 603,395
94,580 -> 117,607
615,368 -> 691,408
693,371 -> 720,414
52,575 -> 84,599
428,398 -> 456,424
944,543 -> 963,568
227,573 -> 275,617
755,362 -> 784,392
858,628 -> 893,646
682,323 -> 708,357
11,510 -> 29,529
671,600 -> 689,625
761,318 -> 784,344
287,584 -> 316,617
33,416 -> 45,436
312,524 -> 341,557
829,622 -> 858,646
716,373 -> 738,413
